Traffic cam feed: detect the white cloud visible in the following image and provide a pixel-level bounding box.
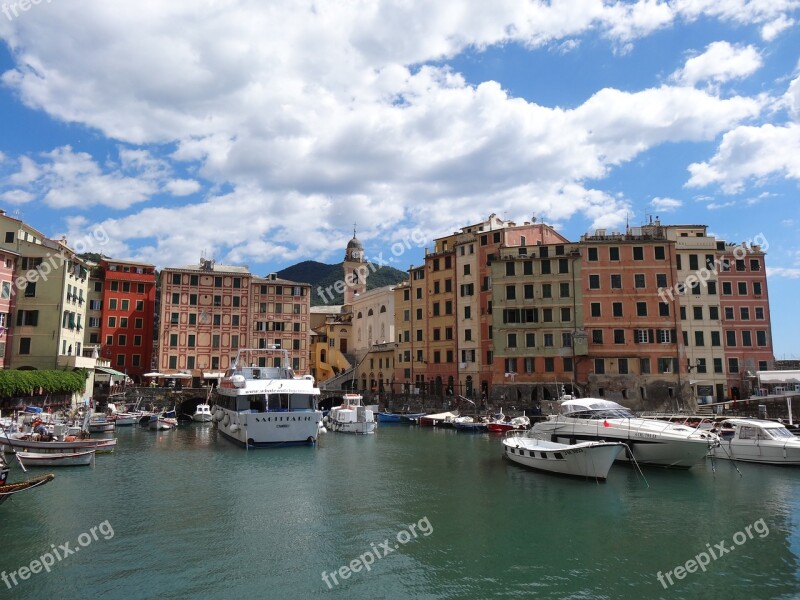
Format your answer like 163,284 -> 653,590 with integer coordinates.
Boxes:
672,41 -> 762,87
768,266 -> 800,278
0,189 -> 35,204
761,14 -> 794,41
687,123 -> 800,193
650,197 -> 683,211
706,201 -> 737,209
164,179 -> 201,197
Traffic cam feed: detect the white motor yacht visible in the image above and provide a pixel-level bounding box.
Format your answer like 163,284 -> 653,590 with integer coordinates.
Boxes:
327,394 -> 376,435
711,419 -> 800,465
531,398 -> 717,468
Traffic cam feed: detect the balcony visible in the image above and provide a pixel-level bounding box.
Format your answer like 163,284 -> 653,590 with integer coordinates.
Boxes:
57,354 -> 98,370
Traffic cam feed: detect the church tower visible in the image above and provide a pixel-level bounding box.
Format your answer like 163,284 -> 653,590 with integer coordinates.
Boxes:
343,227 -> 367,305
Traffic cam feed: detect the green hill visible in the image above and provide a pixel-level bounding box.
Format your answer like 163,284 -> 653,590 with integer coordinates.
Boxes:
277,260 -> 408,306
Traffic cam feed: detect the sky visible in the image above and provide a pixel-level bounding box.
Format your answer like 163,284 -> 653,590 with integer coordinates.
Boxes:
0,0 -> 798,356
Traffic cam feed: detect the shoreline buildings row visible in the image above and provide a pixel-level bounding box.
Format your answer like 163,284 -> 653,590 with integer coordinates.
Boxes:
0,209 -> 776,411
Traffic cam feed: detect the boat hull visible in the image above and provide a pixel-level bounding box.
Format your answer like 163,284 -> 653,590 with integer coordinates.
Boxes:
328,420 -> 377,434
217,409 -> 322,446
503,437 -> 624,480
149,418 -> 177,430
16,450 -> 95,467
1,436 -> 116,453
711,441 -> 800,465
532,420 -> 713,468
88,423 -> 116,432
192,414 -> 213,422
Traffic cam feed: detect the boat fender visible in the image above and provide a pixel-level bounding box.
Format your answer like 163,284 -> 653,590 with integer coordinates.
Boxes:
222,413 -> 230,427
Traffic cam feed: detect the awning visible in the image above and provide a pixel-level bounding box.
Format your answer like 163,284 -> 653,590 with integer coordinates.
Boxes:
95,366 -> 128,380
144,372 -> 164,378
202,372 -> 226,379
163,372 -> 192,379
758,370 -> 800,384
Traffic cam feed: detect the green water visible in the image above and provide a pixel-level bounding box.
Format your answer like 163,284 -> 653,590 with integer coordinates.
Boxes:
1,424 -> 799,599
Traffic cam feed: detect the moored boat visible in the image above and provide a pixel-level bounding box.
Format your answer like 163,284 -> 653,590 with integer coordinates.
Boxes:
487,415 -> 531,433
88,415 -> 116,433
418,412 -> 458,427
531,398 -> 718,468
502,431 -> 625,480
710,419 -> 800,465
149,416 -> 178,430
16,449 -> 95,467
0,432 -> 117,453
215,348 -> 322,447
328,394 -> 376,434
192,404 -> 214,422
0,456 -> 55,505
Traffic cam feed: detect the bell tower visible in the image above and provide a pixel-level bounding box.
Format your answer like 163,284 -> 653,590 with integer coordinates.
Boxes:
343,225 -> 367,305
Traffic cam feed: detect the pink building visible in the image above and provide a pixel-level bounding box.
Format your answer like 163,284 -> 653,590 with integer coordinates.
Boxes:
0,248 -> 18,368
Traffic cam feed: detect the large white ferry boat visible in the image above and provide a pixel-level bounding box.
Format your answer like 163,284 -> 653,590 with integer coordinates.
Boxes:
214,348 -> 322,448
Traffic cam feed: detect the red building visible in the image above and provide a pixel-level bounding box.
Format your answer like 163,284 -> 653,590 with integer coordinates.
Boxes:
99,258 -> 157,382
718,242 -> 774,398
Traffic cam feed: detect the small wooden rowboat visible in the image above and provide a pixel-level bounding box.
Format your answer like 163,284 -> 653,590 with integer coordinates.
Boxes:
16,449 -> 96,467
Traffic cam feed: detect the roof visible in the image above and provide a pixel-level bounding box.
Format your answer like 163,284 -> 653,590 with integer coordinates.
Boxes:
251,276 -> 308,286
722,418 -> 785,429
166,264 -> 251,274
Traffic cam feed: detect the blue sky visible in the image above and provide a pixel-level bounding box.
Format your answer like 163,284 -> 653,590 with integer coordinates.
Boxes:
0,1 -> 798,356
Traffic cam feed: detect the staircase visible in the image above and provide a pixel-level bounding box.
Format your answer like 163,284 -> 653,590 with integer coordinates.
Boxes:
320,367 -> 356,391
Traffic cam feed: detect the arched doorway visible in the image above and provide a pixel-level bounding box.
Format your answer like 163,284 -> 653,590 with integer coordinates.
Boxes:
465,376 -> 473,397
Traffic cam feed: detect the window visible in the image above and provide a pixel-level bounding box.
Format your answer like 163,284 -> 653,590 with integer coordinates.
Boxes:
543,333 -> 554,347
170,312 -> 179,325
689,254 -> 699,270
614,329 -> 625,344
134,335 -> 142,346
635,329 -> 652,343
594,358 -> 605,374
640,358 -> 651,374
693,306 -> 703,320
707,281 -> 717,295
172,273 -> 181,285
726,331 -> 736,347
232,296 -> 240,307
722,282 -> 732,295
506,286 -> 516,301
109,299 -> 118,310
756,330 -> 767,346
659,303 -> 670,317
118,335 -> 126,346
592,329 -> 603,344
559,282 -> 570,298
737,282 -> 747,295
16,310 -> 39,326
633,247 -> 644,261
695,358 -> 707,374
658,329 -> 673,343
694,331 -> 704,346
505,262 -> 515,276
544,357 -> 555,372
464,329 -> 472,341
539,283 -> 551,298
542,308 -> 553,322
525,332 -> 535,348
755,307 -> 764,320
753,282 -> 762,295
558,259 -> 569,274
612,303 -> 623,317
654,246 -> 665,260
610,274 -> 621,289
714,358 -> 723,373
591,303 -> 601,317
560,307 -> 571,322
724,307 -> 734,320
120,317 -> 128,328
618,358 -> 629,374
4,231 -> 13,243
589,274 -> 600,289
735,259 -> 745,271
121,299 -> 129,311
609,247 -> 620,261
636,302 -> 647,317
709,306 -> 719,320
588,247 -> 598,261
19,338 -> 31,354
740,307 -> 750,320
507,333 -> 517,348
656,273 -> 667,288
169,334 -> 178,347
742,331 -> 752,347
540,260 -> 551,275
750,259 -> 761,271
524,357 -> 534,373
24,282 -> 36,297
171,293 -> 180,304
188,334 -> 196,348
523,261 -> 533,275
728,358 -> 739,374
711,331 -> 721,346
634,274 -> 645,288
523,284 -> 534,299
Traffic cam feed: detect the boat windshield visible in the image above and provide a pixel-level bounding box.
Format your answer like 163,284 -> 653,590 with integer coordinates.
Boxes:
566,408 -> 636,420
767,427 -> 796,440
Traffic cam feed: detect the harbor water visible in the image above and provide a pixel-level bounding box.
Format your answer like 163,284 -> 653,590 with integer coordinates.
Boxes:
2,424 -> 800,599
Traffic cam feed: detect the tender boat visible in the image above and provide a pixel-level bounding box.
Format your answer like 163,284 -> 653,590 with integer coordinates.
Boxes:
192,404 -> 214,422
502,430 -> 625,480
377,412 -> 403,423
531,398 -> 717,468
16,449 -> 95,467
87,415 -> 116,433
214,348 -> 322,447
328,394 -> 377,435
710,419 -> 800,465
149,415 -> 178,430
1,431 -> 117,453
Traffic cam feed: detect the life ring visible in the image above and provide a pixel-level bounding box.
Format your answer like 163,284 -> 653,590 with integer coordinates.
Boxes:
222,413 -> 230,427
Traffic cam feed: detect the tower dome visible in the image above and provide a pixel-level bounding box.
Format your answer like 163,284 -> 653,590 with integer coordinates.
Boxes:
344,227 -> 364,262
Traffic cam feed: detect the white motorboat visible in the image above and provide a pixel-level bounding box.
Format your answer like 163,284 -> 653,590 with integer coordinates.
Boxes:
16,449 -> 95,467
192,404 -> 213,422
214,348 -> 322,447
503,431 -> 625,480
531,398 -> 717,468
0,431 -> 117,453
710,419 -> 800,465
327,394 -> 376,435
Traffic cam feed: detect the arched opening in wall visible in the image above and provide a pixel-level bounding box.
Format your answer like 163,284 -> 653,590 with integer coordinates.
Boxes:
465,376 -> 473,397
320,350 -> 326,364
621,389 -> 628,400
435,376 -> 443,397
531,387 -> 538,402
361,377 -> 367,390
543,387 -> 551,400
481,380 -> 488,400
447,375 -> 454,396
640,386 -> 646,399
